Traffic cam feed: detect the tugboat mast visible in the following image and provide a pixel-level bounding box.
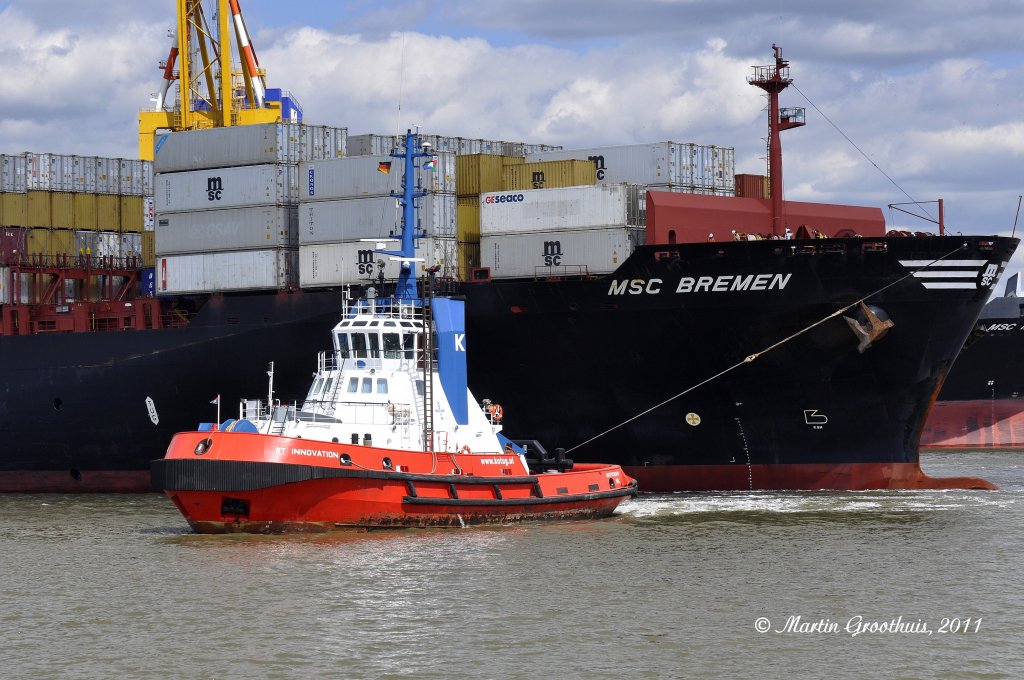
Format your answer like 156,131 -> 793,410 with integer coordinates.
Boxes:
380,129 -> 435,299
749,44 -> 805,237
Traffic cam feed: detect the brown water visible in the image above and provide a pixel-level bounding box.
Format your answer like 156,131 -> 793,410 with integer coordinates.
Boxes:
2,451 -> 1022,679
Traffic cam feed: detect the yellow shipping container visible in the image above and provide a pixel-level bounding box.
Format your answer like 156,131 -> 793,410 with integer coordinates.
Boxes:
502,160 -> 596,191
457,197 -> 480,243
456,154 -> 511,197
457,242 -> 481,282
142,230 -> 155,267
120,195 -> 144,232
1,192 -> 28,226
97,194 -> 121,230
50,192 -> 75,229
502,156 -> 525,166
27,190 -> 52,228
27,228 -> 75,256
73,193 -> 98,230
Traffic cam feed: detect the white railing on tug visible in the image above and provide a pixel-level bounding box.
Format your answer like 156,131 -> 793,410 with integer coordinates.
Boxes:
340,294 -> 424,322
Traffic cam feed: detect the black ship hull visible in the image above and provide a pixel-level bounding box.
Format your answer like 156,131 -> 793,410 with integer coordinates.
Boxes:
463,236 -> 1016,490
922,297 -> 1024,448
0,236 -> 1015,492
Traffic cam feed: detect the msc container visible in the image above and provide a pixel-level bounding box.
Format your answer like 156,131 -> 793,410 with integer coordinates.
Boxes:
155,206 -> 298,254
155,164 -> 299,212
480,184 -> 642,236
299,192 -> 456,245
456,154 -> 505,197
298,237 -> 454,288
502,160 -> 596,191
157,248 -> 298,293
526,142 -> 735,192
302,152 -> 455,200
1,192 -> 28,226
481,226 -> 641,279
1,154 -> 27,193
121,195 -> 145,232
457,197 -> 480,242
153,123 -> 348,172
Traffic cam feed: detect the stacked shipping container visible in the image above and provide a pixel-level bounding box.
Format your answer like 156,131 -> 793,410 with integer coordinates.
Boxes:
152,123 -> 347,294
479,184 -> 646,279
0,152 -> 152,266
297,152 -> 457,288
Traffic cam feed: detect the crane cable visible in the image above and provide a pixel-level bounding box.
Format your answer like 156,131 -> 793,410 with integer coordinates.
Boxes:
563,242 -> 969,454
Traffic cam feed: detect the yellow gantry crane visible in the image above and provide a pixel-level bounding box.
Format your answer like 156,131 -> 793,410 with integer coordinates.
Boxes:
139,0 -> 297,160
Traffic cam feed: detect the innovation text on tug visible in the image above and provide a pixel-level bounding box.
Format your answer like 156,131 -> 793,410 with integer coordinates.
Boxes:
151,131 -> 636,532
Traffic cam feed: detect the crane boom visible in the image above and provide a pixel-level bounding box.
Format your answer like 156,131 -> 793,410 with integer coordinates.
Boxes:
138,0 -> 298,160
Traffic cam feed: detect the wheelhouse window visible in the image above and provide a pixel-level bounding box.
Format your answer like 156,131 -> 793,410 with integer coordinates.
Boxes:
361,378 -> 373,393
351,333 -> 368,358
336,333 -> 351,358
383,333 -> 401,358
347,378 -> 359,393
368,333 -> 380,358
376,379 -> 388,394
403,333 -> 416,359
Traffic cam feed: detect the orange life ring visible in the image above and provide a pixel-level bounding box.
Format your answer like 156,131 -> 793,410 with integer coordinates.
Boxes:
488,404 -> 504,422
459,445 -> 471,456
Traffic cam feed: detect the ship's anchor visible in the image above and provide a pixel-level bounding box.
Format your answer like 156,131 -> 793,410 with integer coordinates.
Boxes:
843,302 -> 894,353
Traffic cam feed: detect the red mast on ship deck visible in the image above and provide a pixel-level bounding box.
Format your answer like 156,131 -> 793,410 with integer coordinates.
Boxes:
749,44 -> 805,237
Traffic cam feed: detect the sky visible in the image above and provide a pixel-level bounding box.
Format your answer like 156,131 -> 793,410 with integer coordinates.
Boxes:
1,0 -> 1022,284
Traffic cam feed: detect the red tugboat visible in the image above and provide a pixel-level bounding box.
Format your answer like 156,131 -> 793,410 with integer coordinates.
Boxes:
151,131 -> 636,532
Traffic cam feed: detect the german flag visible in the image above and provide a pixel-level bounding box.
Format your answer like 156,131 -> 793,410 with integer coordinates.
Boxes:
377,161 -> 391,174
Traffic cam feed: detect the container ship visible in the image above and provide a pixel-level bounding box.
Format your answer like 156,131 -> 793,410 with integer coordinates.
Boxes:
0,29 -> 1015,491
921,273 -> 1024,449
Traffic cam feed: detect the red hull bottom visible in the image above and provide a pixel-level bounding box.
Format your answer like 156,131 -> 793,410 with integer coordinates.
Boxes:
625,461 -> 997,492
0,470 -> 151,493
921,399 -> 1024,450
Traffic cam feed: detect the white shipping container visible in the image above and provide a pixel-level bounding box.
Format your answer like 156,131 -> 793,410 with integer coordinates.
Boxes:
526,141 -> 735,191
121,233 -> 142,258
480,184 -> 636,235
57,155 -> 75,192
144,197 -> 155,231
481,227 -> 640,279
156,164 -> 299,212
1,154 -> 27,193
72,156 -> 98,193
299,192 -> 456,244
304,124 -> 348,161
74,231 -> 123,259
93,157 -> 119,194
154,123 -> 348,173
299,237 -> 454,288
302,152 -> 455,200
26,153 -> 53,190
157,248 -> 297,293
155,206 -> 298,254
348,133 -> 561,158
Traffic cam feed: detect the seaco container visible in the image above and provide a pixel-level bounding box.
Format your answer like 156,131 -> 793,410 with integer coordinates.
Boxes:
481,226 -> 642,279
480,184 -> 641,236
155,164 -> 299,212
155,206 -> 298,254
157,248 -> 298,294
299,192 -> 456,245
